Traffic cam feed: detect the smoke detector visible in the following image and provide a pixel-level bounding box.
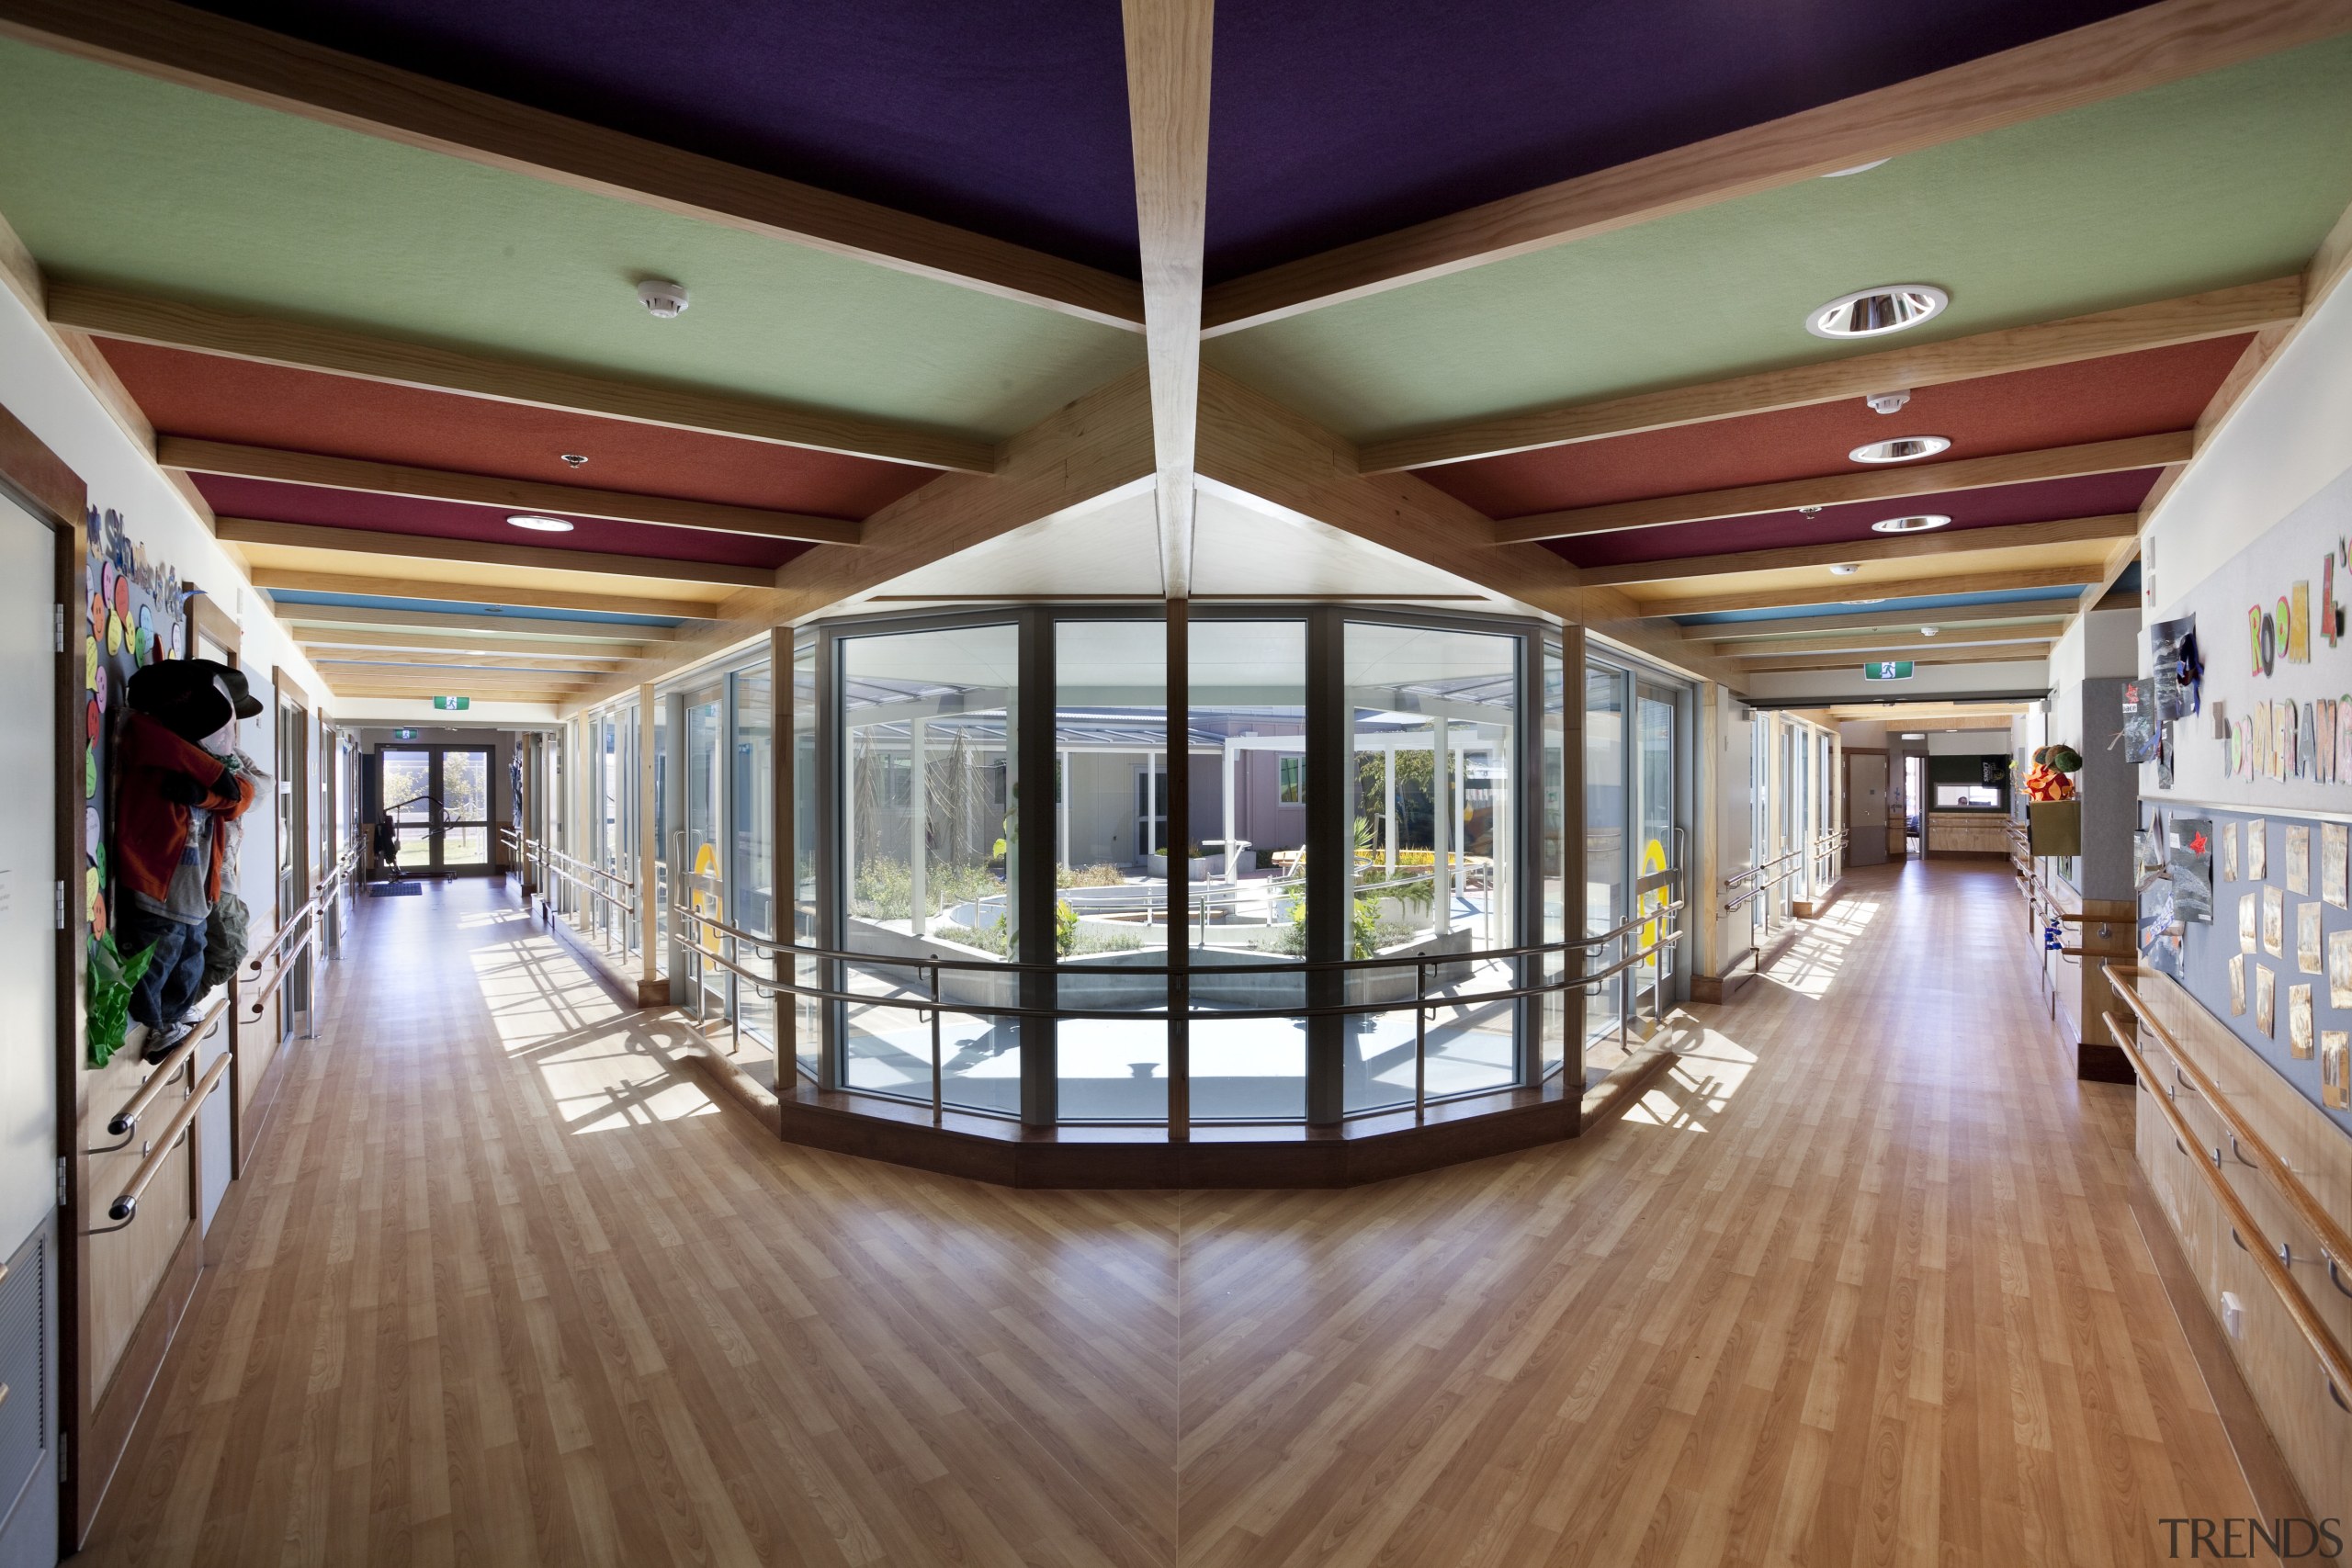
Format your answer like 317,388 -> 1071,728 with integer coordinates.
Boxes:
637,278 -> 691,319
1864,389 -> 1911,416
1828,563 -> 1861,576
1920,626 -> 1939,637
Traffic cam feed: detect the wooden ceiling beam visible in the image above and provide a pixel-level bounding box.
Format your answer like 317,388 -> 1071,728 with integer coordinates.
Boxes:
0,0 -> 1144,330
46,281 -> 996,473
1636,565 -> 2094,617
1200,0 -> 2352,334
159,436 -> 861,546
1718,627 -> 2064,658
313,653 -> 635,678
1119,0 -> 1215,597
219,517 -> 774,588
1493,433 -> 2190,544
1687,602 -> 2076,640
1739,643 -> 2052,674
1359,277 -> 2301,472
254,570 -> 706,621
1577,512 -> 2135,587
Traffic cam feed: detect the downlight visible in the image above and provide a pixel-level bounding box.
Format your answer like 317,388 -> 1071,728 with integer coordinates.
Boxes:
1870,513 -> 1952,535
507,514 -> 575,533
1804,284 -> 1949,340
1849,435 -> 1951,465
1827,562 -> 1861,576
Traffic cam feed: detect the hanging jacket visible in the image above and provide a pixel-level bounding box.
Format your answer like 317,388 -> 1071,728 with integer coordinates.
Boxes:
115,712 -> 258,907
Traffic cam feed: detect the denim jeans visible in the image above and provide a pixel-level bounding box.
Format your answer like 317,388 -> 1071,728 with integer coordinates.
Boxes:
119,901 -> 209,1032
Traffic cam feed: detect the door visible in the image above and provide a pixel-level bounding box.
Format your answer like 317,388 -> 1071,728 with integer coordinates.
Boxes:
1135,767 -> 1168,859
376,747 -> 493,874
1632,682 -> 1679,1018
1847,753 -> 1889,866
675,687 -> 723,1001
0,493 -> 56,1568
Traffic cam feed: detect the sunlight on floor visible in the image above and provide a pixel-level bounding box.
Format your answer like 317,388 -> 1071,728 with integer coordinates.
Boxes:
468,932 -> 719,1134
1623,1021 -> 1760,1134
1758,895 -> 1882,999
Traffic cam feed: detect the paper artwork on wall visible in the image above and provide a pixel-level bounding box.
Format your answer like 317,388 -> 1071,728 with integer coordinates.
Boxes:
2221,822 -> 2240,883
2276,699 -> 2293,778
2298,899 -> 2323,973
2256,964 -> 2277,1035
2289,582 -> 2311,663
2150,615 -> 2200,719
2248,819 -> 2267,881
2120,679 -> 2160,765
2165,817 -> 2212,923
2263,886 -> 2285,957
2240,891 -> 2258,953
2229,953 -> 2247,1015
2324,1032 -> 2350,1111
2287,823 -> 2312,893
2250,603 -> 2274,675
2340,698 -> 2352,783
2290,984 -> 2314,1056
2324,822 -> 2348,909
2331,927 -> 2352,1009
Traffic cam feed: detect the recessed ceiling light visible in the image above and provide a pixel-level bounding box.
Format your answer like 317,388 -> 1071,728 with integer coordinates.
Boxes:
1849,598 -> 1888,604
507,514 -> 575,533
1871,513 -> 1952,534
1804,284 -> 1949,340
1901,731 -> 1926,739
1824,159 -> 1891,178
1828,563 -> 1861,576
560,453 -> 589,468
1849,435 -> 1951,465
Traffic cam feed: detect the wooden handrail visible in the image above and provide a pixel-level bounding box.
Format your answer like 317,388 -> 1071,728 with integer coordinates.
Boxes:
100,991 -> 231,1141
2103,1009 -> 2352,1413
101,1053 -> 232,1228
2109,968 -> 2352,1290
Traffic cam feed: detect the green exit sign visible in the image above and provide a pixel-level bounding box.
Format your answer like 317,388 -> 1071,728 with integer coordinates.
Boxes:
391,728 -> 420,740
1863,660 -> 1915,681
433,695 -> 470,711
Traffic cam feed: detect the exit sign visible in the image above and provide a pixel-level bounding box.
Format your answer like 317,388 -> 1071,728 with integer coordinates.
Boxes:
433,695 -> 470,711
391,728 -> 420,740
1863,660 -> 1915,681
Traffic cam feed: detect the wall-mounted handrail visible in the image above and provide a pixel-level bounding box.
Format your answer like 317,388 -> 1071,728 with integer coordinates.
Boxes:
1723,847 -> 1804,891
2105,1009 -> 2352,1414
243,919 -> 317,1023
93,990 -> 231,1151
93,1052 -> 232,1232
2109,971 -> 2352,1302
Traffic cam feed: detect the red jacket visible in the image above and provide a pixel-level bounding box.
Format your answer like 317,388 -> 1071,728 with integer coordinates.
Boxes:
116,713 -> 257,906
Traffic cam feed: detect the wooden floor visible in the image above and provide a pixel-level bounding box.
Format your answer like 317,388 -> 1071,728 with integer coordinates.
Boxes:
81,863 -> 2260,1567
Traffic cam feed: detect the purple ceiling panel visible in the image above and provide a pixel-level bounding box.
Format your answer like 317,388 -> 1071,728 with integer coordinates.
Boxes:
1204,0 -> 2149,278
1551,469 -> 2159,569
192,0 -> 1142,273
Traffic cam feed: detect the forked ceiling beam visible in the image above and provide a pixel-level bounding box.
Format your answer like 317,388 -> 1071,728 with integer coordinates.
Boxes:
1740,643 -> 2052,674
1577,512 -> 2136,587
1717,627 -> 2064,658
1200,0 -> 2352,335
255,571 -> 707,622
1686,602 -> 2076,640
219,517 -> 775,588
159,436 -> 862,547
1636,564 -> 2094,617
0,0 -> 1144,330
1492,433 -> 2190,544
46,281 -> 998,473
1119,0 -> 1216,597
1359,277 -> 2300,472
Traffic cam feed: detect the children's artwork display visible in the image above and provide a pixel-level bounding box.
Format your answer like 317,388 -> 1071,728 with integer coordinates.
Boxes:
2324,1033 -> 2350,1111
2222,821 -> 2240,882
2299,900 -> 2324,974
2286,823 -> 2312,893
2229,953 -> 2247,1016
2164,816 -> 2212,924
2256,964 -> 2278,1035
2331,927 -> 2352,1009
2290,984 -> 2314,1057
2263,886 -> 2285,957
2239,892 -> 2258,953
2248,818 -> 2267,881
2325,822 -> 2349,908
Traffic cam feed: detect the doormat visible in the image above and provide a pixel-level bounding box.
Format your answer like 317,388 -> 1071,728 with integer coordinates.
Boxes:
368,882 -> 424,897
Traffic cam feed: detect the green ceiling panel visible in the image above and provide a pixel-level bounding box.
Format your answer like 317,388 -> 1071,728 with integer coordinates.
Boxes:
1204,39 -> 2352,442
0,39 -> 1142,441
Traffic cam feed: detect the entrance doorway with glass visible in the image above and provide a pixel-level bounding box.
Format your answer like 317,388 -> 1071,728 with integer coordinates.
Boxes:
1583,662 -> 1685,1076
376,746 -> 494,874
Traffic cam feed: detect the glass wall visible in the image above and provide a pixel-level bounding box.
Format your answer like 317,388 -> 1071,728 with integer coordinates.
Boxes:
1582,658 -> 1688,1065
791,637 -> 819,1082
1343,621 -> 1520,1112
838,623 -> 1021,1114
730,663 -> 775,1051
1583,665 -> 1626,1044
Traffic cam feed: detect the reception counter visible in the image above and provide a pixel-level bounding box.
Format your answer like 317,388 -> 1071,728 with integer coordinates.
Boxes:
1926,811 -> 2011,856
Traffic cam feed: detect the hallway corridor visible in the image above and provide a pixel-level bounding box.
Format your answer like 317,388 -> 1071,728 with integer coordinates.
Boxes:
82,865 -> 2257,1567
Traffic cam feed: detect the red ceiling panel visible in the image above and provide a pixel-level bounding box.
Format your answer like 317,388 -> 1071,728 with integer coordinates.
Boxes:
191,475 -> 807,569
100,339 -> 936,519
1423,335 -> 2250,519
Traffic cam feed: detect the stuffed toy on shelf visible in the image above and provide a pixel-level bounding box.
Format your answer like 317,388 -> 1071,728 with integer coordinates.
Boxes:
2022,745 -> 2082,803
112,659 -> 261,1061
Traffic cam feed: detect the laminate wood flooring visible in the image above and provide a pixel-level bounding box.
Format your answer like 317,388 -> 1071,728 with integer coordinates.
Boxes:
79,864 -> 2257,1567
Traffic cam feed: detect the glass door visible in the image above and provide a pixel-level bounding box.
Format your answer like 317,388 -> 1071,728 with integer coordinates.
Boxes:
676,684 -> 725,1004
374,746 -> 492,874
438,749 -> 490,867
1633,682 -> 1679,1019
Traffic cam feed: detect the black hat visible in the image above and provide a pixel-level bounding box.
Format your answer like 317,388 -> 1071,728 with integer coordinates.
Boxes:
125,658 -> 260,732
216,664 -> 265,720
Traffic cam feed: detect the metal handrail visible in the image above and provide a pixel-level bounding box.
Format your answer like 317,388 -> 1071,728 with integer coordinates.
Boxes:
2103,1010 -> 2352,1414
533,840 -> 636,895
244,920 -> 318,1023
670,887 -> 1685,1128
2109,971 -> 2352,1303
92,1052 -> 232,1232
1723,847 -> 1804,891
93,991 -> 232,1151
